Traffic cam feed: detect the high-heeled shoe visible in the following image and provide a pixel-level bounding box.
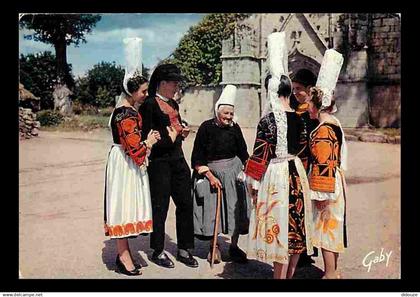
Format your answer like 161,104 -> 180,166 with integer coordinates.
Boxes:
115,255 -> 141,276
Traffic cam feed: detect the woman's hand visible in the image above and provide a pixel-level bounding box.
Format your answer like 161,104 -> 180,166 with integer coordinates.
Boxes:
146,130 -> 160,147
166,126 -> 178,143
205,171 -> 222,189
315,200 -> 329,211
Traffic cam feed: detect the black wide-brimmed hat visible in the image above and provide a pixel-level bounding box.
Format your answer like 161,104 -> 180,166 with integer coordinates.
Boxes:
152,64 -> 184,82
291,69 -> 317,87
148,64 -> 184,95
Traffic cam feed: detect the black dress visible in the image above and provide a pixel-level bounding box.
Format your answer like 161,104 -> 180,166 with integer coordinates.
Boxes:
191,118 -> 250,238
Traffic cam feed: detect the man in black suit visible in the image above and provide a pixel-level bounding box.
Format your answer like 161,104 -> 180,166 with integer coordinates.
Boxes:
139,64 -> 198,269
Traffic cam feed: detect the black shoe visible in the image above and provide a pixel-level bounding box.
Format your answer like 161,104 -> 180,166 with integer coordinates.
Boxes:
229,245 -> 248,264
151,251 -> 175,268
115,255 -> 141,276
176,250 -> 199,268
297,253 -> 315,267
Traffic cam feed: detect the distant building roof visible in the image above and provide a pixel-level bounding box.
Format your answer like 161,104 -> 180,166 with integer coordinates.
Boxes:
19,83 -> 40,101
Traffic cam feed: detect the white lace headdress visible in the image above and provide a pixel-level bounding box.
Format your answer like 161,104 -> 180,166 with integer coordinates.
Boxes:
315,49 -> 344,113
316,49 -> 347,170
122,37 -> 143,97
262,31 -> 290,117
109,37 -> 143,127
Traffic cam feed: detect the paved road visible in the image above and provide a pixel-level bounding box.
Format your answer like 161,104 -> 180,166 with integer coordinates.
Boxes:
19,128 -> 400,279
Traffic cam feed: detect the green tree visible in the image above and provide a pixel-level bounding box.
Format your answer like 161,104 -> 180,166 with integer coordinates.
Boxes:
19,51 -> 72,109
165,13 -> 250,86
74,61 -> 150,107
19,13 -> 101,89
77,61 -> 124,107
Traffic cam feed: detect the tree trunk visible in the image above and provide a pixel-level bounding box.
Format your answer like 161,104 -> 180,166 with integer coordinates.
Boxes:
54,36 -> 73,89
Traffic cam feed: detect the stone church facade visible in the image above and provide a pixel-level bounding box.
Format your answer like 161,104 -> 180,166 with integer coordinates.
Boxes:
180,13 -> 400,128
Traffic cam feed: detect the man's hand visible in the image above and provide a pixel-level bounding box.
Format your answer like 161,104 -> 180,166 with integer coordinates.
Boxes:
181,127 -> 190,139
166,126 -> 177,143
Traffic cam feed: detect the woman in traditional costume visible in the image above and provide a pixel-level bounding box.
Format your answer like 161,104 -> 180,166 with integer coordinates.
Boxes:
307,49 -> 348,279
104,38 -> 160,276
192,85 -> 250,264
244,32 -> 314,279
291,69 -> 320,267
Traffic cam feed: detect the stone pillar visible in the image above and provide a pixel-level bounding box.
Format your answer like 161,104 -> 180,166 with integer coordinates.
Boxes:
335,48 -> 370,127
221,26 -> 262,128
220,55 -> 261,127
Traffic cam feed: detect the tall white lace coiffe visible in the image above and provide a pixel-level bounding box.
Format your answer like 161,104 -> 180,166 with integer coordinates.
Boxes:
315,49 -> 344,113
109,37 -> 143,127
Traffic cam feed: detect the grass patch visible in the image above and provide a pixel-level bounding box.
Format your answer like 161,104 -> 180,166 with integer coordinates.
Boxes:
40,115 -> 110,132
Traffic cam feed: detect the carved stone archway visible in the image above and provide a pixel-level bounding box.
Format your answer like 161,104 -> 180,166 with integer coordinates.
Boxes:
288,47 -> 321,78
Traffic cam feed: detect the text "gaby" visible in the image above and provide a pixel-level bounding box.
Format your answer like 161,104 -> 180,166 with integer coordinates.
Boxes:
362,248 -> 392,273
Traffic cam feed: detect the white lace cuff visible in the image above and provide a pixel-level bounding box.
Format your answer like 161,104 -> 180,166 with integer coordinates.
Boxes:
245,175 -> 260,191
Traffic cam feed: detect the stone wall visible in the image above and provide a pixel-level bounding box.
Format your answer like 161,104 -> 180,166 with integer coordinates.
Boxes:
179,86 -> 223,127
221,57 -> 260,85
179,85 -> 261,128
368,14 -> 401,127
232,86 -> 261,128
369,14 -> 401,81
19,107 -> 40,140
369,84 -> 401,128
335,82 -> 370,127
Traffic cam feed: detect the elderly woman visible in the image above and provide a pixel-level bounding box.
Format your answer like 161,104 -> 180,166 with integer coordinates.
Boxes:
192,85 -> 250,264
104,38 -> 160,276
307,49 -> 348,279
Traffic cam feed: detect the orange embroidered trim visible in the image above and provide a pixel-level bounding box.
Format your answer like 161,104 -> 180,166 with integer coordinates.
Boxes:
310,175 -> 335,193
104,220 -> 153,237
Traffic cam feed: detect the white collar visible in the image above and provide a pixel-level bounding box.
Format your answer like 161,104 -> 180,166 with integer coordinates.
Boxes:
156,93 -> 170,102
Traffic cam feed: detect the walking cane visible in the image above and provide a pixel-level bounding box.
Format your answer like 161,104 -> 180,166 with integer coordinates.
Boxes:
210,185 -> 222,268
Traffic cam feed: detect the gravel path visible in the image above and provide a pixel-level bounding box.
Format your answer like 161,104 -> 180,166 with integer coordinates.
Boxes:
19,128 -> 400,279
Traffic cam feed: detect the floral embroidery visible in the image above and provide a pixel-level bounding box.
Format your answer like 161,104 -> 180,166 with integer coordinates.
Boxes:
315,209 -> 338,241
115,111 -> 147,166
120,117 -> 137,134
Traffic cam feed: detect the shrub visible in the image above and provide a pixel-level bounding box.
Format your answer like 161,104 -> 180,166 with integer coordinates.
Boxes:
72,100 -> 84,115
71,101 -> 99,115
36,110 -> 64,126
